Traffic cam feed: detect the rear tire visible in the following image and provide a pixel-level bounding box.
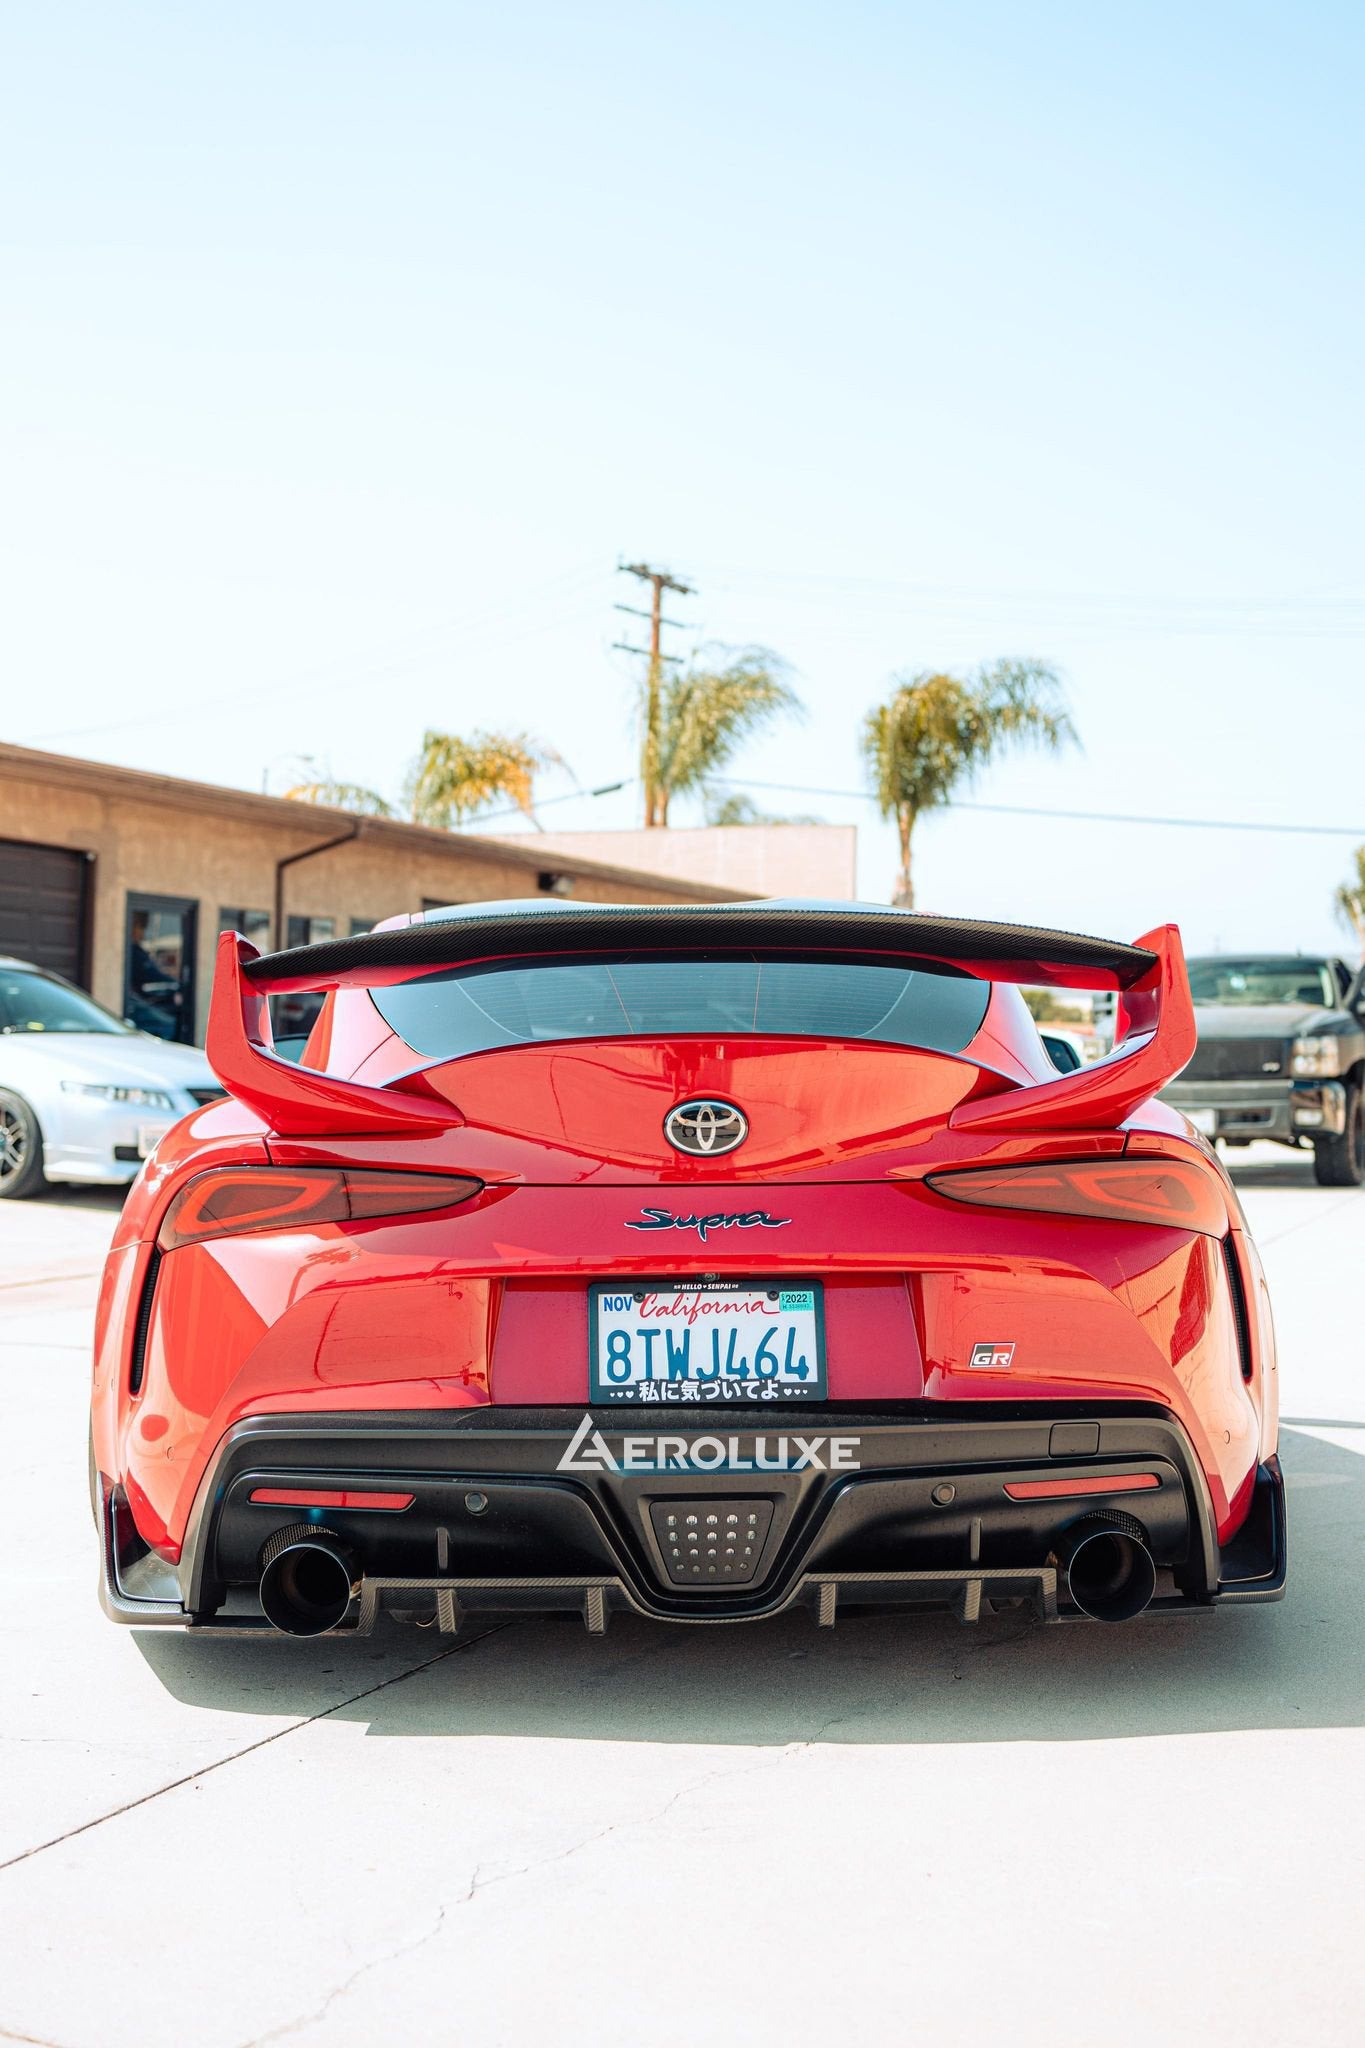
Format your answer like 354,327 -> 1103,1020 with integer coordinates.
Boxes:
1313,1082 -> 1365,1187
0,1089 -> 46,1199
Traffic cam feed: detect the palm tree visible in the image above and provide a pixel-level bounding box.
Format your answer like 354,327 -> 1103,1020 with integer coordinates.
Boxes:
281,760 -> 393,814
645,646 -> 801,827
405,730 -> 562,829
284,730 -> 561,830
1336,847 -> 1365,958
703,791 -> 820,827
862,659 -> 1075,907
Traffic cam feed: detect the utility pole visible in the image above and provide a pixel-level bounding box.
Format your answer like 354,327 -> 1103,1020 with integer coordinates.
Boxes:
614,561 -> 694,827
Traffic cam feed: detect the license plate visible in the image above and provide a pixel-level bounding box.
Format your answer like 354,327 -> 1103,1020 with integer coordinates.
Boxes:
137,1123 -> 172,1157
1186,1109 -> 1217,1136
589,1279 -> 826,1403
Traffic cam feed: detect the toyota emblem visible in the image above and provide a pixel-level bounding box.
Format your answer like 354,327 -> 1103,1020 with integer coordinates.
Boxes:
663,1098 -> 749,1157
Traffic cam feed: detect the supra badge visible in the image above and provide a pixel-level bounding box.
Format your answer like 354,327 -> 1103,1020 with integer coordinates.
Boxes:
625,1206 -> 789,1242
663,1098 -> 748,1157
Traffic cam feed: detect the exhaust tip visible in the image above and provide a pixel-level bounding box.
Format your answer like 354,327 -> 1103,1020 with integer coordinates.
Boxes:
259,1524 -> 358,1637
1059,1510 -> 1156,1623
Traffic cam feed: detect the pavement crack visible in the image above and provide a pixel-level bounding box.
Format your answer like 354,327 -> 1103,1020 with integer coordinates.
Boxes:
0,1624 -> 516,1878
238,1759 -> 758,2048
456,1710 -> 853,1912
239,1905 -> 450,2048
25,1726 -> 849,2044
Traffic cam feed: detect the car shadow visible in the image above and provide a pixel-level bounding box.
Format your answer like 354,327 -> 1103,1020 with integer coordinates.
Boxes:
34,1184 -> 128,1214
137,1424 -> 1362,1746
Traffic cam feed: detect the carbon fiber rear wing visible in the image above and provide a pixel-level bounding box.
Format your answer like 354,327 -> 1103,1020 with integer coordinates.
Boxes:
238,901 -> 1160,993
205,905 -> 1195,1138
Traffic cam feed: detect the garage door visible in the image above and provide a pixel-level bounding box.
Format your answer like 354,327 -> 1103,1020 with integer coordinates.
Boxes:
0,839 -> 90,985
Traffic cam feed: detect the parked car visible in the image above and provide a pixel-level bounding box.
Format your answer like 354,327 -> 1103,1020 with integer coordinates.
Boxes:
0,958 -> 221,1198
92,900 -> 1283,1640
1040,1025 -> 1087,1072
1161,953 -> 1365,1185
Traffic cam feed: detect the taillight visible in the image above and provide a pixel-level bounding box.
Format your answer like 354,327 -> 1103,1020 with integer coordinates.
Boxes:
157,1166 -> 484,1250
923,1157 -> 1227,1236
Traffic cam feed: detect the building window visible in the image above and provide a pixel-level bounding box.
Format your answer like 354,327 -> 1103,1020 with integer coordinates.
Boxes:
219,907 -> 271,947
273,917 -> 335,1052
125,894 -> 198,1044
270,994 -> 324,1059
349,918 -> 373,937
285,915 -> 336,949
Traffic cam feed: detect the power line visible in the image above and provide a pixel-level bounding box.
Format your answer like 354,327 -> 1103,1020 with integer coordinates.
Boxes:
463,778 -> 632,828
709,776 -> 1365,839
614,603 -> 690,630
692,564 -> 1365,637
15,561 -> 612,747
951,802 -> 1365,839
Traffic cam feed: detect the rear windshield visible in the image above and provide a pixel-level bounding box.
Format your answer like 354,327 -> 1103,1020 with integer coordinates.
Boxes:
371,952 -> 991,1061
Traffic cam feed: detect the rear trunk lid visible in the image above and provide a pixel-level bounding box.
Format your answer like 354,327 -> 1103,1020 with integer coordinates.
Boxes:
403,1035 -> 986,1181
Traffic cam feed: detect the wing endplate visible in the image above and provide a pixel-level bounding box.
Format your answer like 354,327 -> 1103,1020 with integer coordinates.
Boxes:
952,925 -> 1196,1134
205,931 -> 462,1138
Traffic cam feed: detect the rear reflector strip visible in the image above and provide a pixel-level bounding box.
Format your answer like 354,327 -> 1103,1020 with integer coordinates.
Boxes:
1004,1473 -> 1160,1501
249,1488 -> 414,1512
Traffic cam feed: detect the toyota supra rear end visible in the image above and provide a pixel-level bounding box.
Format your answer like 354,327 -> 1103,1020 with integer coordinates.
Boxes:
90,899 -> 1285,1639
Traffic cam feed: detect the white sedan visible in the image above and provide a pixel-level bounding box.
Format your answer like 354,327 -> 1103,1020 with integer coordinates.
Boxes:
0,957 -> 221,1199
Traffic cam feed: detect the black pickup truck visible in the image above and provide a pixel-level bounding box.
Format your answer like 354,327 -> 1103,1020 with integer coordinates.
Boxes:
1161,953 -> 1365,1185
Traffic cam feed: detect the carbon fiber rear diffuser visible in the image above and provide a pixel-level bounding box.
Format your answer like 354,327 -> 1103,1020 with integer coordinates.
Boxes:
328,1564 -> 1063,1636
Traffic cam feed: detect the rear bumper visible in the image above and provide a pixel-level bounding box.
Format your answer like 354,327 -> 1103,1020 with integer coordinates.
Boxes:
43,1144 -> 141,1186
99,1405 -> 1287,1634
1162,1077 -> 1346,1142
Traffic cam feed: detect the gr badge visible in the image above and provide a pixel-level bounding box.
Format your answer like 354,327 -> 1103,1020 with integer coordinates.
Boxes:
969,1341 -> 1016,1370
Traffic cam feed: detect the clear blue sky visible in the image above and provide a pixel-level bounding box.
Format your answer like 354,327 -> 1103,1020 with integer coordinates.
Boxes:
3,2 -> 1363,953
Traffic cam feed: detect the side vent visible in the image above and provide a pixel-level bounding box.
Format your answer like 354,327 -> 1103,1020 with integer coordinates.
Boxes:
128,1246 -> 162,1396
1222,1235 -> 1253,1382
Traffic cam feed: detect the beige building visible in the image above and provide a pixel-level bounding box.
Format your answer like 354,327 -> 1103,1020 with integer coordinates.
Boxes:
0,743 -> 741,1046
495,823 -> 858,901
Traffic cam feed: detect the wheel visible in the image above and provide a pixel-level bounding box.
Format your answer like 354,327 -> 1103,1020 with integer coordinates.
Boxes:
0,1089 -> 46,1199
1313,1082 -> 1365,1187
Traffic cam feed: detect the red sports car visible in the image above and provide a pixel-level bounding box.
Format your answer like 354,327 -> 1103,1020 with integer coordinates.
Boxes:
91,900 -> 1285,1639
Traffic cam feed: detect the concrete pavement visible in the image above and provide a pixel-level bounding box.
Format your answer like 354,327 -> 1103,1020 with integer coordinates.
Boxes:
1,1150 -> 1362,2047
